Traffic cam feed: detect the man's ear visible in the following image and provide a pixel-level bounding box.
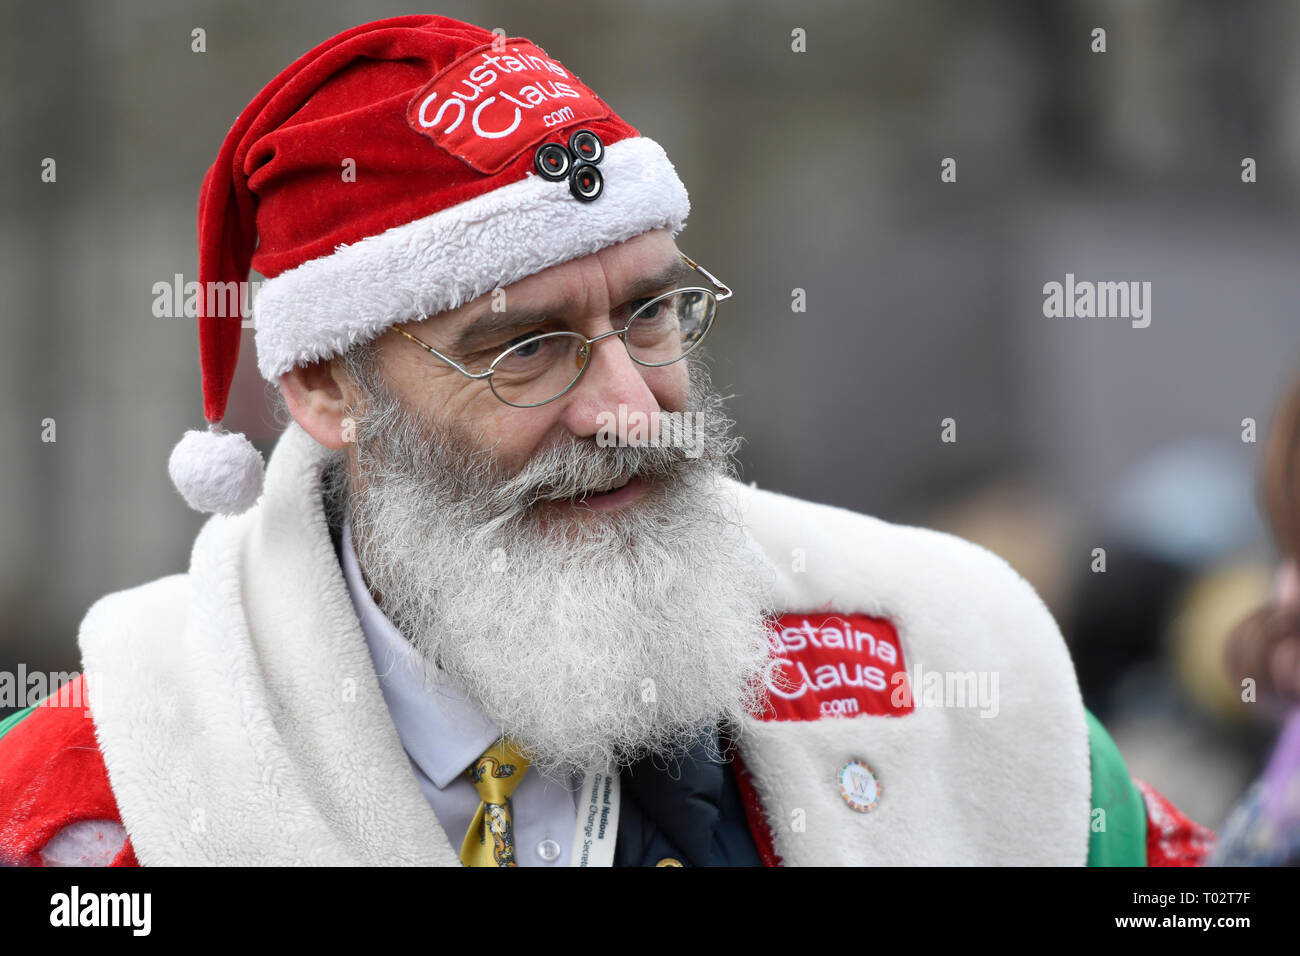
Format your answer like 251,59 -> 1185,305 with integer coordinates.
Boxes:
279,359 -> 353,450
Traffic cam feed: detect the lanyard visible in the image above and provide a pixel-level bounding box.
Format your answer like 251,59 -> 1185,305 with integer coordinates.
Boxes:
570,767 -> 620,866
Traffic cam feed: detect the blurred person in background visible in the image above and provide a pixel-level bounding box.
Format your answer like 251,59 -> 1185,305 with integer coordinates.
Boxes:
0,15 -> 1211,867
1215,376 -> 1300,865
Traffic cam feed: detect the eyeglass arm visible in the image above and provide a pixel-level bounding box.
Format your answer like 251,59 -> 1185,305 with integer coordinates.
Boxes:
679,251 -> 732,302
392,326 -> 494,380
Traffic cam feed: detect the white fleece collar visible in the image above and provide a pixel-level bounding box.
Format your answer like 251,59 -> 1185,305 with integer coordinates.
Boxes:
80,423 -> 461,865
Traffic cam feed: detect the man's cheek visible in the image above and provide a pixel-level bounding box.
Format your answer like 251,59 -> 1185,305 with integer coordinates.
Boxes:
648,366 -> 690,412
502,418 -> 566,474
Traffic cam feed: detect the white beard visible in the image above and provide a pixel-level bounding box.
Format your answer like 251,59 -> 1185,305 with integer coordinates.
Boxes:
333,361 -> 777,777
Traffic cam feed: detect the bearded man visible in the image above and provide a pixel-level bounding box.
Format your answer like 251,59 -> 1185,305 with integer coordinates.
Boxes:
0,15 -> 1213,867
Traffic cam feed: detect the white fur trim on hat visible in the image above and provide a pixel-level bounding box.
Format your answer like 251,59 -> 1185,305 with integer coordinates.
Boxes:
168,425 -> 266,515
252,135 -> 690,380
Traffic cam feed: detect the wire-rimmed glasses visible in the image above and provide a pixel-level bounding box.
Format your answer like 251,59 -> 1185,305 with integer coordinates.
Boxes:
392,252 -> 731,408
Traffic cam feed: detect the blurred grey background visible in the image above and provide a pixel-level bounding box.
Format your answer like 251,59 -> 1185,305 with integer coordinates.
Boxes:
4,0 -> 1300,832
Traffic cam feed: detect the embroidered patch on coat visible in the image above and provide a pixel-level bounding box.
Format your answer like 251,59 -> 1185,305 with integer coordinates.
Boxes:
407,39 -> 611,174
757,613 -> 912,721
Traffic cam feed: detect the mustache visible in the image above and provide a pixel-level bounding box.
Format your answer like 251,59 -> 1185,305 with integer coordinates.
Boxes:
507,438 -> 702,509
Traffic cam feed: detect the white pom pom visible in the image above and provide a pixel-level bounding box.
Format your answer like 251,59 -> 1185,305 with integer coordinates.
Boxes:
168,425 -> 266,515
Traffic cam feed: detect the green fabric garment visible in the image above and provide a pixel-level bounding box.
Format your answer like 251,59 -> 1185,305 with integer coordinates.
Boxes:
1085,709 -> 1147,866
0,705 -> 35,744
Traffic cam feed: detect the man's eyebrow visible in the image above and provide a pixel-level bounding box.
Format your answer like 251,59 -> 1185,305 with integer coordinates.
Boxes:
445,257 -> 690,355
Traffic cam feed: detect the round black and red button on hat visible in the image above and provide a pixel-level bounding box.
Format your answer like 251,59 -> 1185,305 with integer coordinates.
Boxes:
569,163 -> 603,201
568,129 -> 604,165
533,142 -> 572,181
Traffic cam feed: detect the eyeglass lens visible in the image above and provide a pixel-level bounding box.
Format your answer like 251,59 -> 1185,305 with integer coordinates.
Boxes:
487,289 -> 716,407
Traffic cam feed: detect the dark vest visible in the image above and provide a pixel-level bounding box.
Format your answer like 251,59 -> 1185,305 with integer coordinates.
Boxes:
614,731 -> 762,866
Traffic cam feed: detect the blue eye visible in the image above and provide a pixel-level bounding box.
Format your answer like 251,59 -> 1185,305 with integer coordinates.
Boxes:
624,298 -> 669,324
493,331 -> 546,356
509,337 -> 542,358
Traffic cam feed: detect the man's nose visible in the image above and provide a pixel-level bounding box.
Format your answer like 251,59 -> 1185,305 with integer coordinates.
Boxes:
558,331 -> 661,440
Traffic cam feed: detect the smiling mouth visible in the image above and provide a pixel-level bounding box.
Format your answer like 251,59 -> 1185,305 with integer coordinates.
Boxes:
531,474 -> 646,513
574,475 -> 632,501
534,474 -> 632,502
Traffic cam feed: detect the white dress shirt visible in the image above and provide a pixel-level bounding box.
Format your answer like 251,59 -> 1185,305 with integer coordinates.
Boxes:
340,516 -> 581,866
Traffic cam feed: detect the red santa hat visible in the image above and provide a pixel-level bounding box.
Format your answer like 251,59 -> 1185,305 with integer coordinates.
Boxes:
168,14 -> 690,514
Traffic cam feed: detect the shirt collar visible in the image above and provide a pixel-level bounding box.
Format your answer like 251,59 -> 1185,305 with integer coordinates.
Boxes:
340,514 -> 503,790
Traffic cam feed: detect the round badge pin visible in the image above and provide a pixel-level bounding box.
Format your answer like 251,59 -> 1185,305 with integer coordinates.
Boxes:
838,759 -> 881,813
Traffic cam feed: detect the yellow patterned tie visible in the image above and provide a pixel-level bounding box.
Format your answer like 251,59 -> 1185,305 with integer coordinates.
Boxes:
460,737 -> 531,867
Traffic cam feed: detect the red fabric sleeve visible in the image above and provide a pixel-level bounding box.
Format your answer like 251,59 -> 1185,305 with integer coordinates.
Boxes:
0,674 -> 138,866
1134,778 -> 1216,866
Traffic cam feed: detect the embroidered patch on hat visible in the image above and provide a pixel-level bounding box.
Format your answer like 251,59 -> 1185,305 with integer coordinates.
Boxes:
757,613 -> 912,722
838,759 -> 881,813
406,39 -> 611,174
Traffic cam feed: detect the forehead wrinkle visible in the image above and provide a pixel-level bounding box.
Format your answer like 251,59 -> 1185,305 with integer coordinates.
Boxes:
443,254 -> 687,353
